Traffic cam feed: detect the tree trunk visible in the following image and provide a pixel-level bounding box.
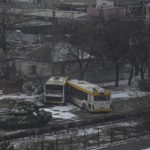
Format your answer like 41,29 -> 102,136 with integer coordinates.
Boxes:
79,62 -> 85,80
134,66 -> 139,76
140,71 -> 144,80
115,61 -> 119,87
128,65 -> 134,86
79,71 -> 84,80
148,47 -> 150,78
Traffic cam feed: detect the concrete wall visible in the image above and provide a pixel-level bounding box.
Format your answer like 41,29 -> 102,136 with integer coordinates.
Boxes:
10,58 -> 52,78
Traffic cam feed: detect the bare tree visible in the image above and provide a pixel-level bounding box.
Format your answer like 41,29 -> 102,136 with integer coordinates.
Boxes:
0,1 -> 23,79
64,21 -> 94,80
129,21 -> 149,83
94,16 -> 130,87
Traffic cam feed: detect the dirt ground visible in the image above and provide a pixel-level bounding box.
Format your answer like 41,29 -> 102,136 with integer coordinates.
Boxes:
0,96 -> 148,142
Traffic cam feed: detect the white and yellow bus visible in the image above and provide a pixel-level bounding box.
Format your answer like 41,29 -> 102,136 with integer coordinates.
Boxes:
44,76 -> 69,104
44,77 -> 112,112
67,80 -> 112,112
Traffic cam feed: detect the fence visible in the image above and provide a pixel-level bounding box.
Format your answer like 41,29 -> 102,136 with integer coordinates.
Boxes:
16,120 -> 150,150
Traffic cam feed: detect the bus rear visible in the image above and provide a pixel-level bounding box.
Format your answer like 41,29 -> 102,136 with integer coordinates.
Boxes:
44,76 -> 69,104
90,91 -> 112,112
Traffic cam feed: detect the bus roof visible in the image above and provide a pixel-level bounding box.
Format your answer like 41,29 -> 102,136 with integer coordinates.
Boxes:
46,76 -> 69,85
67,79 -> 108,95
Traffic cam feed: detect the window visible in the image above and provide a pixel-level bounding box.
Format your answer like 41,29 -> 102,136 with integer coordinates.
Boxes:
46,85 -> 63,95
69,86 -> 88,101
94,95 -> 110,101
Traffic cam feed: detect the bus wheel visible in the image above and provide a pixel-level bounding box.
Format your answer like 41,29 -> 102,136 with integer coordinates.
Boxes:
82,104 -> 87,112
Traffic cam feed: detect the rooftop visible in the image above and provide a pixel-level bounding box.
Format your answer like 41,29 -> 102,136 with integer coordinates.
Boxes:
25,43 -> 92,63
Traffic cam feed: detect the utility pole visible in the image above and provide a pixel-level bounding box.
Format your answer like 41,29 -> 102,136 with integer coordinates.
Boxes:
50,0 -> 56,75
52,1 -> 56,21
71,0 -> 73,20
144,0 -> 150,79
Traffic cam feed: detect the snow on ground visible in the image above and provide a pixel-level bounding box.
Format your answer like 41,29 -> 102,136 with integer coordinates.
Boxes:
100,79 -> 129,87
0,94 -> 78,120
111,90 -> 150,100
0,78 -> 149,119
0,94 -> 42,101
99,79 -> 150,100
142,148 -> 150,150
42,104 -> 79,120
100,77 -> 140,87
0,94 -> 44,107
12,120 -> 138,149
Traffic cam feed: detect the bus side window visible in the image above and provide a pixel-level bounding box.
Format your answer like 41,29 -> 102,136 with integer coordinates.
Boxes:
88,95 -> 92,102
69,86 -> 87,100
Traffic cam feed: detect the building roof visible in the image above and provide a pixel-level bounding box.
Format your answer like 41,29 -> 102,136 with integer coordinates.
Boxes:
25,42 -> 92,63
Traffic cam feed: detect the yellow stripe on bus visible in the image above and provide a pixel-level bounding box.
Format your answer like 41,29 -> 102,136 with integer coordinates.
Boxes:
67,81 -> 111,96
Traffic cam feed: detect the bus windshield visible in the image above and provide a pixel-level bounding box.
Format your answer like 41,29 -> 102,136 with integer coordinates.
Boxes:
45,84 -> 63,95
94,95 -> 110,101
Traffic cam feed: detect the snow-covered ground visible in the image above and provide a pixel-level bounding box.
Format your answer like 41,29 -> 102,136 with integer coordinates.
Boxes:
101,79 -> 150,100
0,94 -> 42,101
42,104 -> 80,120
11,119 -> 140,150
111,89 -> 150,100
0,94 -> 44,106
0,79 -> 150,120
0,79 -> 149,149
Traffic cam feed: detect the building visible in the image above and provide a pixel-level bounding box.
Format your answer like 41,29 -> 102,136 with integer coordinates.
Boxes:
39,0 -> 96,9
87,7 -> 125,17
96,0 -> 114,8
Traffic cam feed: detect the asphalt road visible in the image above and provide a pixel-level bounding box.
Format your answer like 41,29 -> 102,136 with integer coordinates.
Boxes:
99,136 -> 150,150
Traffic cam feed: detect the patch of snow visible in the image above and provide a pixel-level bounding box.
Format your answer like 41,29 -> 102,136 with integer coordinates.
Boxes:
142,148 -> 150,150
0,108 -> 9,113
112,91 -> 129,99
111,90 -> 150,100
42,104 -> 78,120
100,80 -> 129,87
11,109 -> 19,113
6,130 -> 26,135
0,94 -> 40,100
33,112 -> 37,116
